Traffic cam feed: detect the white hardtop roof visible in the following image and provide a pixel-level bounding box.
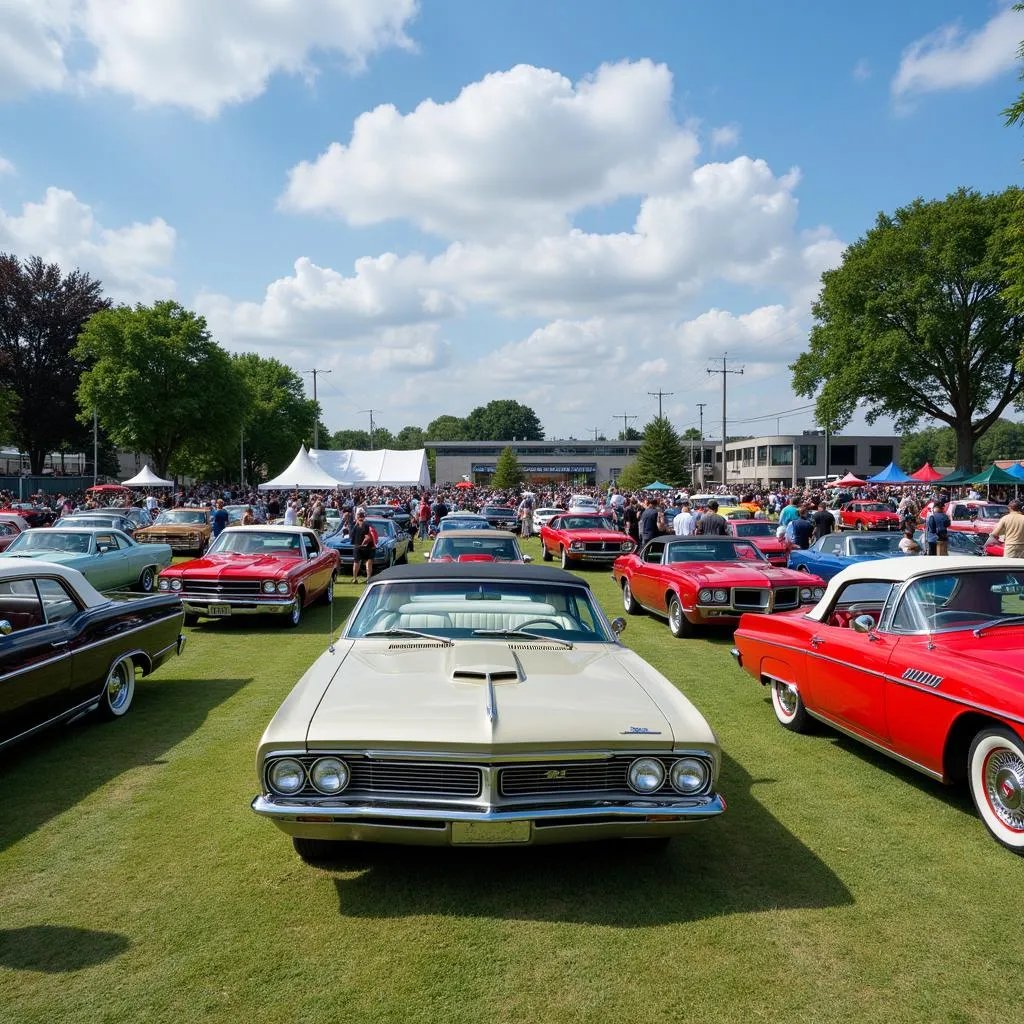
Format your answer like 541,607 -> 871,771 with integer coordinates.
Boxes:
434,529 -> 519,539
0,560 -> 106,606
33,526 -> 131,536
806,555 -> 1024,621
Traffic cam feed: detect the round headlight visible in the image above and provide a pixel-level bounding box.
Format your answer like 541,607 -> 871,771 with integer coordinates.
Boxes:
628,757 -> 665,794
276,581 -> 289,594
158,578 -> 169,591
268,758 -> 306,795
698,588 -> 712,603
621,541 -> 634,552
263,580 -> 276,594
310,757 -> 349,794
713,589 -> 728,603
813,587 -> 824,599
570,541 -> 584,551
800,588 -> 812,601
170,578 -> 182,591
670,757 -> 709,794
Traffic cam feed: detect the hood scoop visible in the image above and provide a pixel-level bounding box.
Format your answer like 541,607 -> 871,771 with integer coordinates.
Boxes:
450,644 -> 521,685
453,669 -> 519,683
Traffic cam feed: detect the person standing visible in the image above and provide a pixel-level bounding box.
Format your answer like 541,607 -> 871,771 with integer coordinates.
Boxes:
518,492 -> 534,538
694,499 -> 727,536
211,498 -> 229,539
789,507 -> 815,549
989,499 -> 1024,558
417,497 -> 431,541
350,511 -> 377,583
925,503 -> 951,556
777,496 -> 800,540
810,501 -> 834,542
623,498 -> 640,547
638,498 -> 660,546
672,500 -> 694,536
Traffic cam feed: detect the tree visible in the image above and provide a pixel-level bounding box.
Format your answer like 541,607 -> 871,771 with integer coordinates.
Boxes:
425,414 -> 467,441
1004,8 -> 1024,314
899,425 -> 955,472
332,429 -> 371,450
618,426 -> 642,441
682,427 -> 702,440
1004,4 -> 1024,128
490,446 -> 524,488
463,400 -> 544,441
394,425 -> 426,449
75,301 -> 250,478
232,353 -> 318,481
629,416 -> 689,487
0,254 -> 109,473
792,188 -> 1024,471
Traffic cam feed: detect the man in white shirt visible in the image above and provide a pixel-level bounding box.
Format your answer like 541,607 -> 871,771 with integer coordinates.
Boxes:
283,500 -> 298,526
672,500 -> 694,536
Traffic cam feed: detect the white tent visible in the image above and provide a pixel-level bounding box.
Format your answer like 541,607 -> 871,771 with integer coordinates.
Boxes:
310,448 -> 431,488
258,446 -> 349,490
121,464 -> 174,487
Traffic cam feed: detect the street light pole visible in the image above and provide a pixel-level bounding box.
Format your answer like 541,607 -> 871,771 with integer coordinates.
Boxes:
93,408 -> 98,488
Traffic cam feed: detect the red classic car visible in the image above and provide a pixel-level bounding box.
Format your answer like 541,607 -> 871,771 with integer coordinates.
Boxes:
726,519 -> 790,566
0,503 -> 56,528
839,501 -> 901,531
611,535 -> 826,638
731,556 -> 1024,855
540,512 -> 635,569
0,517 -> 25,551
158,525 -> 340,627
921,500 -> 1010,537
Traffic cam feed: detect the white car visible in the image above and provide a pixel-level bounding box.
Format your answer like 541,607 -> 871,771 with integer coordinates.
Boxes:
567,495 -> 599,513
532,507 -> 564,531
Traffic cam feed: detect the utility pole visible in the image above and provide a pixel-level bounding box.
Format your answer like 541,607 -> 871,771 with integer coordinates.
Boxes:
612,413 -> 637,439
589,427 -> 601,441
358,409 -> 381,450
648,390 -> 674,420
706,355 -> 743,488
302,369 -> 332,448
93,408 -> 98,488
240,427 -> 245,488
696,402 -> 707,488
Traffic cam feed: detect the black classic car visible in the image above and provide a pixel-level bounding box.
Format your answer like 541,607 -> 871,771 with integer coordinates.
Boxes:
480,504 -> 521,533
0,561 -> 185,751
324,517 -> 410,570
363,504 -> 414,541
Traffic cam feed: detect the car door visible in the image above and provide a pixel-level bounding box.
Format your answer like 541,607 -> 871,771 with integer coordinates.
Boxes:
0,579 -> 73,746
301,533 -> 331,595
802,579 -> 897,742
94,532 -> 130,590
630,541 -> 665,609
805,534 -> 844,579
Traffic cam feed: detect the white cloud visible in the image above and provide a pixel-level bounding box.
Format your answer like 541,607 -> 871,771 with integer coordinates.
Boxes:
892,6 -> 1021,99
710,124 -> 740,151
282,60 -> 700,239
0,0 -> 418,116
0,156 -> 15,175
0,186 -> 176,302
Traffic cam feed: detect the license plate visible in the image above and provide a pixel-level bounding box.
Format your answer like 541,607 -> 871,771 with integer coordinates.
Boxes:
207,604 -> 231,616
451,820 -> 531,845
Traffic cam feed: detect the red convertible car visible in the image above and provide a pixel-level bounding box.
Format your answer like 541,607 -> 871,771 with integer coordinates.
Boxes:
540,512 -> 635,569
732,556 -> 1024,855
838,501 -> 901,531
612,535 -> 826,638
726,519 -> 790,566
158,525 -> 339,627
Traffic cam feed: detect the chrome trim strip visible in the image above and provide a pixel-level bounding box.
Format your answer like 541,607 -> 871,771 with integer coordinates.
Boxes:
283,746 -> 706,764
72,611 -> 183,657
0,693 -> 101,750
0,649 -> 70,681
485,673 -> 498,725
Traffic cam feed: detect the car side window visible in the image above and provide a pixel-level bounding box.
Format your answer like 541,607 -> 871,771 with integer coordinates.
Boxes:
35,578 -> 80,624
548,517 -> 560,529
95,533 -> 115,552
305,534 -> 321,556
0,579 -> 45,632
819,536 -> 842,555
643,542 -> 664,564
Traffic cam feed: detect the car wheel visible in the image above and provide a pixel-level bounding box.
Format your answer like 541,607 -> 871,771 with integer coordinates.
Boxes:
622,579 -> 643,615
321,573 -> 336,605
136,566 -> 156,593
97,657 -> 135,720
184,613 -> 199,627
968,727 -> 1024,855
770,678 -> 810,732
542,542 -> 552,562
667,594 -> 692,638
284,593 -> 303,628
292,837 -> 346,865
560,546 -> 571,569
797,565 -> 811,573
857,521 -> 868,532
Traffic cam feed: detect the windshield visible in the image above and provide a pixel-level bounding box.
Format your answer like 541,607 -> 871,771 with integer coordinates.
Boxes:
848,535 -> 902,556
666,540 -> 767,563
209,530 -> 303,555
431,537 -> 522,561
348,579 -> 610,642
891,570 -> 1024,632
733,522 -> 774,538
558,516 -> 618,531
154,511 -> 208,525
439,519 -> 490,531
482,506 -> 514,515
973,505 -> 1009,520
8,531 -> 91,554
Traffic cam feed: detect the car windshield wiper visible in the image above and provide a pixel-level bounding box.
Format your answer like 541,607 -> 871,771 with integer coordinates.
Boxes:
973,615 -> 1024,637
363,628 -> 453,646
471,628 -> 573,648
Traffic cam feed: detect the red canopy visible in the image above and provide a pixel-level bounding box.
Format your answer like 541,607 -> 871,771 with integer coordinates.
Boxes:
825,472 -> 867,488
910,462 -> 943,482
454,480 -> 474,489
86,483 -> 131,493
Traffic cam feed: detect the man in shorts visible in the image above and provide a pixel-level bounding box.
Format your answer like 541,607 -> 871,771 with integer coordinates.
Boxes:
989,499 -> 1024,559
350,511 -> 376,583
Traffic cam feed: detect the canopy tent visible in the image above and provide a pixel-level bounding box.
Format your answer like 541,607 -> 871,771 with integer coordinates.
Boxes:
455,480 -> 474,489
121,464 -> 174,487
87,483 -> 130,493
310,447 -> 431,488
1003,462 -> 1024,481
644,481 -> 673,491
909,462 -> 944,482
936,468 -> 974,485
825,472 -> 867,488
965,464 -> 1021,487
258,446 -> 348,491
866,462 -> 914,484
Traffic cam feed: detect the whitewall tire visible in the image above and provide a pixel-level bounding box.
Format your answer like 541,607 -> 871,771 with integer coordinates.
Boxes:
770,678 -> 809,732
968,728 -> 1024,855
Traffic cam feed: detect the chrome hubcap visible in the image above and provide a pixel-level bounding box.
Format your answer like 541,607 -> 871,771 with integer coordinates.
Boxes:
985,749 -> 1024,830
107,663 -> 131,710
775,682 -> 798,717
670,601 -> 680,629
623,583 -> 631,608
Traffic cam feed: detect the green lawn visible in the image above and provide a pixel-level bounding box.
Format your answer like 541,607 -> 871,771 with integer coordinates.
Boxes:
1,535 -> 1019,1023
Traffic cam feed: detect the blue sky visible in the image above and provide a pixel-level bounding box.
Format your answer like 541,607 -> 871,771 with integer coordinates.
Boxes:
0,0 -> 1021,443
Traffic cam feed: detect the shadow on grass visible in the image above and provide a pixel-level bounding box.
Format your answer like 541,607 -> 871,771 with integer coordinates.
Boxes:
0,925 -> 129,973
188,593 -> 360,638
327,752 -> 853,925
0,675 -> 250,853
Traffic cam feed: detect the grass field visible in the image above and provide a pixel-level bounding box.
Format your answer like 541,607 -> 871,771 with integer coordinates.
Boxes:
1,534 -> 1020,1024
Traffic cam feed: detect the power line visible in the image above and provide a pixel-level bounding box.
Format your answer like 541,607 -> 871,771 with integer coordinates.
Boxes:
611,412 -> 637,438
302,369 -> 332,448
358,408 -> 381,450
648,390 -> 674,420
707,354 -> 744,488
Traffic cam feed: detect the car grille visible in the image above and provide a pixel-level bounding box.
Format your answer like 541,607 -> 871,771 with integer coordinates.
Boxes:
498,756 -> 712,798
772,586 -> 799,609
732,588 -> 770,610
142,533 -> 196,546
285,757 -> 483,799
582,541 -> 620,552
180,579 -> 264,596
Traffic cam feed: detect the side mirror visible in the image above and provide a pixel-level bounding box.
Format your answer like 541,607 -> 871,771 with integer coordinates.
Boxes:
97,545 -> 108,554
0,619 -> 12,636
522,554 -> 532,563
610,616 -> 626,636
852,614 -> 875,634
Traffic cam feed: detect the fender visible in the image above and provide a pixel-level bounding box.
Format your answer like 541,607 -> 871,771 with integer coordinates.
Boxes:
759,655 -> 799,688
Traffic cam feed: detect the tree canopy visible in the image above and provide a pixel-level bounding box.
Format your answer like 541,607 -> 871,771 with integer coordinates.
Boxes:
617,417 -> 688,489
490,446 -> 524,488
75,301 -> 250,478
792,187 -> 1024,470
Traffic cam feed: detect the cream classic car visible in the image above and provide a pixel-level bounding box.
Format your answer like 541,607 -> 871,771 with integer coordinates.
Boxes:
252,563 -> 725,862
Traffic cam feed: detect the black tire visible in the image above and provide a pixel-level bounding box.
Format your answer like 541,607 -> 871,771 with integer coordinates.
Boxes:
292,837 -> 345,865
667,594 -> 693,638
320,573 -> 336,605
136,566 -> 156,593
284,592 -> 303,628
857,521 -> 868,532
97,657 -> 134,720
542,542 -> 552,562
770,678 -> 810,732
184,613 -> 199,627
622,578 -> 643,615
968,727 -> 1024,855
560,546 -> 570,570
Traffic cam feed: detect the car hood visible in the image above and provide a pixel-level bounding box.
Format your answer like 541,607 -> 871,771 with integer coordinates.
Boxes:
558,530 -> 631,542
305,642 -> 678,752
169,552 -> 302,576
139,523 -> 206,534
675,561 -> 810,585
0,550 -> 86,565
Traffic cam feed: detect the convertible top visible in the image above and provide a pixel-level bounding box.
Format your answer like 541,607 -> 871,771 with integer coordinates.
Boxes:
371,562 -> 589,586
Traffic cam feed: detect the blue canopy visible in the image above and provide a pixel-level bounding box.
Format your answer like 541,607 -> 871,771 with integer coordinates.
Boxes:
643,481 -> 673,491
866,462 -> 914,484
1003,462 -> 1024,481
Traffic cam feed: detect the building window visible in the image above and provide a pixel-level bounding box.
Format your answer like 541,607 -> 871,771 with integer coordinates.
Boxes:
716,451 -> 722,463
742,447 -> 754,467
726,449 -> 735,462
799,445 -> 818,466
770,445 -> 793,466
831,444 -> 856,465
756,445 -> 767,465
869,445 -> 893,466
703,448 -> 715,465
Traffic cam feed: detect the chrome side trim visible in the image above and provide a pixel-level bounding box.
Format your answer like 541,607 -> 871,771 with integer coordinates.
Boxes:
485,673 -> 498,725
0,693 -> 101,750
72,611 -> 183,657
291,746 -> 705,764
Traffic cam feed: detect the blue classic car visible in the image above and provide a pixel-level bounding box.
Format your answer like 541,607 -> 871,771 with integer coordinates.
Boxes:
788,532 -> 907,580
324,517 -> 410,570
0,528 -> 173,593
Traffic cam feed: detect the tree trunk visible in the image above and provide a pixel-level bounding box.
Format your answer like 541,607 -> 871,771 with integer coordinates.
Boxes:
954,421 -> 975,472
154,453 -> 171,478
29,449 -> 45,475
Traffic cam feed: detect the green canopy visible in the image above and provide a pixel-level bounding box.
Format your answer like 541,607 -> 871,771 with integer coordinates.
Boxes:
643,481 -> 673,491
936,468 -> 974,485
965,464 -> 1021,486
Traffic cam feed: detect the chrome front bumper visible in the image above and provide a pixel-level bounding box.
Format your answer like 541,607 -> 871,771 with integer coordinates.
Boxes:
181,596 -> 295,615
252,792 -> 726,846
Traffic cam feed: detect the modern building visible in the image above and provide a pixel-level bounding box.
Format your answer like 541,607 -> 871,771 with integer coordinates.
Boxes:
428,440 -> 644,486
